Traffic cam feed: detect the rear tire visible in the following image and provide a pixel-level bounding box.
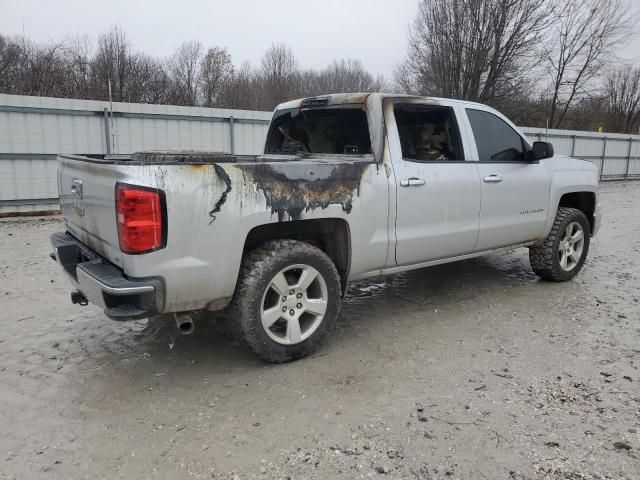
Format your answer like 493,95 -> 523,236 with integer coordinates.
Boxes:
228,240 -> 341,363
529,207 -> 590,281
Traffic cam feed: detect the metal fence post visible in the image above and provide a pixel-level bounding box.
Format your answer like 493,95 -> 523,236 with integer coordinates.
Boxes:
599,137 -> 607,180
229,116 -> 235,154
103,108 -> 111,155
625,137 -> 632,179
571,135 -> 576,156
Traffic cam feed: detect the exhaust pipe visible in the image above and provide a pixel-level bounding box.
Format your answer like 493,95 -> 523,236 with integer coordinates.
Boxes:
174,313 -> 195,335
71,290 -> 88,306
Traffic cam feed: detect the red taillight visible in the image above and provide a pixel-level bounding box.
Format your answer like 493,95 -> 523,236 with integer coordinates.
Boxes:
116,185 -> 165,254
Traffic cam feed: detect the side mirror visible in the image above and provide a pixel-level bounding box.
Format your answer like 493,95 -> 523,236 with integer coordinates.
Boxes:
531,141 -> 554,161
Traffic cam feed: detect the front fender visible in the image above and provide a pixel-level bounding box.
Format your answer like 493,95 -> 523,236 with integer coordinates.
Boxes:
541,166 -> 598,239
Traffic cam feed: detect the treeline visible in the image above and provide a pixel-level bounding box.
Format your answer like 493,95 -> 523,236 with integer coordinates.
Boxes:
0,0 -> 639,134
0,26 -> 385,111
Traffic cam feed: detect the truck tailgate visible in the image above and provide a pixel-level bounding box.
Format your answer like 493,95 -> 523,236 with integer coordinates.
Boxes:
58,155 -> 122,262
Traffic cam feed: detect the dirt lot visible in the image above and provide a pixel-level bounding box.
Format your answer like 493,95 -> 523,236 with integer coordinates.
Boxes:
1,182 -> 639,480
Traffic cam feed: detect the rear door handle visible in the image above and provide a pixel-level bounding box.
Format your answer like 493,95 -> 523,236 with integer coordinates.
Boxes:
400,177 -> 426,187
483,174 -> 503,183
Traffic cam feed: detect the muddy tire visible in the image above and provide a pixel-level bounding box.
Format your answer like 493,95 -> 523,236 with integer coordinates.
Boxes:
227,240 -> 341,363
529,207 -> 590,282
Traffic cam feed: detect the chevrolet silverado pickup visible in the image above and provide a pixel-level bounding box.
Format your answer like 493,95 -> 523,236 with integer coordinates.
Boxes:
51,93 -> 602,362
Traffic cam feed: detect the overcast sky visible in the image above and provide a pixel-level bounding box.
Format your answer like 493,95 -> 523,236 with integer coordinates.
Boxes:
1,0 -> 638,78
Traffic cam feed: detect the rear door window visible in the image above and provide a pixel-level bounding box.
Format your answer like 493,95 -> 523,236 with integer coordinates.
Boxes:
466,109 -> 526,162
394,104 -> 464,161
265,107 -> 372,155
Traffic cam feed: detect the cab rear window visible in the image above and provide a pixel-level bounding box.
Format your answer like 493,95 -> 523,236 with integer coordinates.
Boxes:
265,107 -> 372,155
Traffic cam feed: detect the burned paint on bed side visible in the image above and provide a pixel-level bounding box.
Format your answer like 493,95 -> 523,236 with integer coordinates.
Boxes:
236,162 -> 371,222
209,164 -> 232,224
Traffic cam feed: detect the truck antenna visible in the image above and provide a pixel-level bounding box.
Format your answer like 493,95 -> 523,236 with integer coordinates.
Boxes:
108,77 -> 116,154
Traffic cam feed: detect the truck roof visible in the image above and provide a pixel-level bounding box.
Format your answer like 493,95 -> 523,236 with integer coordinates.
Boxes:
275,93 -> 488,111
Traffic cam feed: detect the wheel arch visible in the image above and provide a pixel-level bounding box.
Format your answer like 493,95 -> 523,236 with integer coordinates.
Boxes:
557,191 -> 596,234
243,218 -> 352,295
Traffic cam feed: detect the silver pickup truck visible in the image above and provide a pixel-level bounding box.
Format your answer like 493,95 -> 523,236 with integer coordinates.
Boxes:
51,93 -> 602,362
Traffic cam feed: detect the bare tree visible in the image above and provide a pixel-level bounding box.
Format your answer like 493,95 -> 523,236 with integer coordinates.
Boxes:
261,43 -> 299,107
604,65 -> 640,133
393,61 -> 419,97
0,34 -> 24,94
318,59 -> 385,93
0,34 -> 73,98
222,62 -> 264,110
90,26 -> 133,101
20,40 -> 68,97
167,41 -> 203,106
166,40 -> 202,106
199,47 -> 233,107
297,68 -> 324,97
397,0 -> 553,104
543,0 -> 632,128
127,53 -> 170,104
568,95 -> 609,131
61,34 -> 92,98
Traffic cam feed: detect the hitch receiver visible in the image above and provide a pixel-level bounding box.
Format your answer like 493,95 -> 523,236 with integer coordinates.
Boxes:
71,290 -> 89,306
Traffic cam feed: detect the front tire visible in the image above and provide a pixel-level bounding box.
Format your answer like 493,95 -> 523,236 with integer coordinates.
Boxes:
228,240 -> 341,363
529,207 -> 590,281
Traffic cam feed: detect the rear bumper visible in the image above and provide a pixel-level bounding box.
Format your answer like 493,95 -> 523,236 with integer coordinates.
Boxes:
50,232 -> 163,320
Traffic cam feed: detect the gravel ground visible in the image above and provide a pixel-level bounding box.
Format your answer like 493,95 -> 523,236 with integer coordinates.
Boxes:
1,181 -> 639,480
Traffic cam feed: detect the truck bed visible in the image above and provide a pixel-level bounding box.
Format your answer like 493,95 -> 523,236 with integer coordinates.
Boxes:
56,149 -> 379,313
72,151 -> 372,165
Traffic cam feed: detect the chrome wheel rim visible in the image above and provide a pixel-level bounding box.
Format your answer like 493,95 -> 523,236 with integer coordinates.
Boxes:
559,222 -> 585,272
260,264 -> 328,345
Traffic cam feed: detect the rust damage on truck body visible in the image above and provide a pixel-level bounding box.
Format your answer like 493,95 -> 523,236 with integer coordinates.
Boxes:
236,162 -> 372,222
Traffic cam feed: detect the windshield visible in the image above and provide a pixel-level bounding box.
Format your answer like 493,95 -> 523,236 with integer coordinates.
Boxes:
265,107 -> 372,155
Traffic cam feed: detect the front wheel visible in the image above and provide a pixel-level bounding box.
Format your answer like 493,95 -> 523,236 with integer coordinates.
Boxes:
228,240 -> 341,363
529,207 -> 591,281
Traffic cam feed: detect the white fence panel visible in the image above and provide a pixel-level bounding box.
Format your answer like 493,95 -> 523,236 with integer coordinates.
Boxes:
1,94 -> 639,214
0,94 -> 271,214
522,127 -> 640,179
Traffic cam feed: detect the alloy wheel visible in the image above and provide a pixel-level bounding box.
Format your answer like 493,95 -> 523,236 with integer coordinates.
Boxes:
260,264 -> 328,345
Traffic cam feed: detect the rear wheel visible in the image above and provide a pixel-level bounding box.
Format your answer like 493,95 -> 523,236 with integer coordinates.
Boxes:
228,240 -> 341,363
529,207 -> 590,281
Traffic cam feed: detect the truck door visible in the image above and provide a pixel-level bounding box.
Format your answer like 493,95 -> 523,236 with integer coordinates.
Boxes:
463,108 -> 551,250
386,101 -> 481,266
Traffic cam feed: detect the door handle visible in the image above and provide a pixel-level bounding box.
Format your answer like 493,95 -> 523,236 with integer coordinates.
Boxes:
400,177 -> 426,187
483,174 -> 503,183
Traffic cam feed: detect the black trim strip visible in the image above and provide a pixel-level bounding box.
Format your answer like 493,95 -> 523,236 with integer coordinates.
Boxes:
0,153 -> 58,160
0,105 -> 99,116
399,158 -> 546,164
400,158 -> 469,164
0,198 -> 59,206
